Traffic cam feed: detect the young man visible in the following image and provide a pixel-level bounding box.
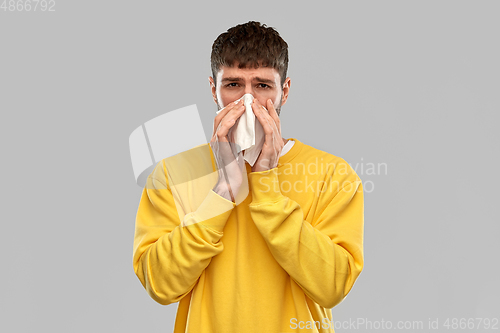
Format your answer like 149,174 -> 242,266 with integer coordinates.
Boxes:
133,21 -> 364,332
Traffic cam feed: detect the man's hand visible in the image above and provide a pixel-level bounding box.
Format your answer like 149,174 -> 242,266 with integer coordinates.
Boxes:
210,100 -> 247,202
251,98 -> 284,173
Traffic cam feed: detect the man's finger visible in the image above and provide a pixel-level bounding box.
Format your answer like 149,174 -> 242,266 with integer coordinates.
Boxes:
252,99 -> 270,132
213,99 -> 244,129
253,98 -> 279,136
266,98 -> 281,128
213,101 -> 235,135
220,102 -> 246,131
214,101 -> 246,141
213,100 -> 238,127
253,99 -> 283,158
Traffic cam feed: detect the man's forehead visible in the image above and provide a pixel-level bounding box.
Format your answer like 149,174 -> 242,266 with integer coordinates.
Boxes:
217,65 -> 280,81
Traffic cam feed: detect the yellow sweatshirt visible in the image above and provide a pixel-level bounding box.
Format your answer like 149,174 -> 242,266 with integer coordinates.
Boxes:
133,138 -> 364,333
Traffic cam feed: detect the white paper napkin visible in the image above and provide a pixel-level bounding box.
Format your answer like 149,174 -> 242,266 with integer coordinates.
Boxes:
216,94 -> 265,166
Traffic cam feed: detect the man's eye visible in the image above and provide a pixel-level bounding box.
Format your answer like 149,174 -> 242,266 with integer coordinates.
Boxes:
258,84 -> 270,89
226,83 -> 238,87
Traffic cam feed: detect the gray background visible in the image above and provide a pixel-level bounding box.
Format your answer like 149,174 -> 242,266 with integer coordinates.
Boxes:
1,0 -> 498,332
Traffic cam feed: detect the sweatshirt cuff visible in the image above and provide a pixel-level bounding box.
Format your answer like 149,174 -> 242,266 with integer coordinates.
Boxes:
248,167 -> 284,204
193,189 -> 236,232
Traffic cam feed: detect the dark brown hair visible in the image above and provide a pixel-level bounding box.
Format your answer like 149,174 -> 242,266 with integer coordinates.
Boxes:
211,21 -> 289,86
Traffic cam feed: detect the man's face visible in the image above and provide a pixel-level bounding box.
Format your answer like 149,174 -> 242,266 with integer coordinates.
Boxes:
209,63 -> 290,115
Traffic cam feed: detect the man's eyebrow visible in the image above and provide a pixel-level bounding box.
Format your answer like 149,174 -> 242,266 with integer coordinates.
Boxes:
253,77 -> 275,85
221,77 -> 243,83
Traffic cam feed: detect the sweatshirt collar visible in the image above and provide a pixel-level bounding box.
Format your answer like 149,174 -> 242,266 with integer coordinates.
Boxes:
278,138 -> 303,167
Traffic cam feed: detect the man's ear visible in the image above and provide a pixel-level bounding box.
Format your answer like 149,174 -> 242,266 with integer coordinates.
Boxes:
281,77 -> 291,106
208,76 -> 218,105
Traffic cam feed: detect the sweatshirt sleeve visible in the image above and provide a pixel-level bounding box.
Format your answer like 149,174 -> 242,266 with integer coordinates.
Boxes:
247,166 -> 364,309
132,160 -> 236,305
